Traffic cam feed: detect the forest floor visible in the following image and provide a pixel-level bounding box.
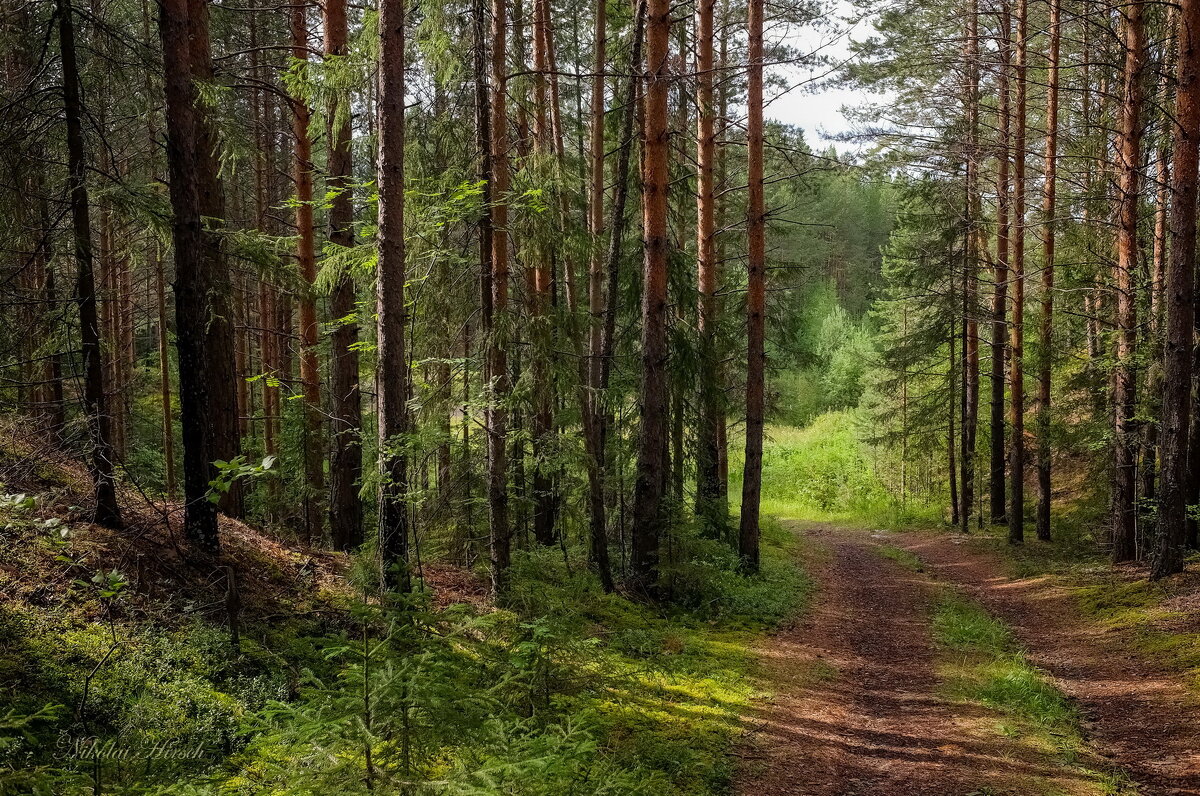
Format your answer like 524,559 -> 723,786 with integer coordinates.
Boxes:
736,522 -> 1200,796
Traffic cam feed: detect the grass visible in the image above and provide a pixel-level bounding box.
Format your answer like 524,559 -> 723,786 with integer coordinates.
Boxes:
932,592 -> 1136,794
730,412 -> 944,528
876,543 -> 924,571
954,502 -> 1200,696
934,592 -> 1078,733
0,483 -> 813,795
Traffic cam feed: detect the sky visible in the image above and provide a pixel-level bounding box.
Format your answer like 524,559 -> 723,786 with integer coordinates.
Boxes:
764,2 -> 879,152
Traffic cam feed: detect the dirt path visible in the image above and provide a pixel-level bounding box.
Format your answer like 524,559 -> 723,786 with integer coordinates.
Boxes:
894,530 -> 1200,795
737,524 -> 1110,795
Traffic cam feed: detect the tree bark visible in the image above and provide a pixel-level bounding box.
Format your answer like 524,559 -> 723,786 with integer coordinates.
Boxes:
58,0 -> 122,529
961,0 -> 980,534
1112,0 -> 1145,562
187,0 -> 242,519
695,0 -> 724,534
488,0 -> 513,595
160,0 -> 218,548
291,0 -> 325,539
630,0 -> 672,592
739,0 -> 765,572
377,0 -> 410,593
1008,0 -> 1028,544
1153,0 -> 1200,578
325,0 -> 363,550
1035,0 -> 1059,542
990,1 -> 1011,525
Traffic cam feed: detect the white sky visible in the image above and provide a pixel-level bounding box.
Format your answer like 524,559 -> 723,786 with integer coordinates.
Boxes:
764,3 -> 880,152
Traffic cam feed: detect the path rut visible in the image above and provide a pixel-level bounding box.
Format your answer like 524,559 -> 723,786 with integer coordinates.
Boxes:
737,524 -> 1146,795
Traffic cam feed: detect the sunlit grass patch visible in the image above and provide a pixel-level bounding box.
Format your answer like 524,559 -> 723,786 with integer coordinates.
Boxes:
934,592 -> 1078,733
932,592 -> 1136,794
876,543 -> 924,571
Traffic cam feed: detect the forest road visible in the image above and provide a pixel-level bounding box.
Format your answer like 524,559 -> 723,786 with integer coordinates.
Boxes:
896,529 -> 1200,795
734,523 -> 1200,796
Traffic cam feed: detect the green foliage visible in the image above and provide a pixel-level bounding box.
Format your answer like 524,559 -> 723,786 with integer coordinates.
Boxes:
0,508 -> 809,795
733,414 -> 896,521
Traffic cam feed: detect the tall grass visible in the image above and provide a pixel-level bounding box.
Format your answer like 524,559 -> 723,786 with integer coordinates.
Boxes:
731,411 -> 944,527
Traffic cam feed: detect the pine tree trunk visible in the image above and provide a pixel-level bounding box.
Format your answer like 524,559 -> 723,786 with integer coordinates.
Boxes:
739,0 -> 765,573
488,0 -> 513,595
58,0 -> 122,529
961,0 -> 980,535
377,0 -> 410,593
583,0 -> 614,591
530,0 -> 557,547
695,0 -> 724,534
990,2 -> 1011,525
631,0 -> 672,592
1035,0 -> 1059,542
1112,0 -> 1145,562
155,248 -> 177,498
1008,0 -> 1028,545
291,0 -> 325,539
160,0 -> 218,548
1153,0 -> 1200,578
188,0 -> 242,520
325,0 -> 363,550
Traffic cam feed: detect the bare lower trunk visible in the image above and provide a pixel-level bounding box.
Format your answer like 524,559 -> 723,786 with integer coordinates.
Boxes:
1112,1 -> 1145,562
739,0 -> 765,573
1153,0 -> 1200,578
377,0 -> 410,593
58,0 -> 122,530
991,2 -> 1011,525
1008,0 -> 1027,545
1035,0 -> 1059,542
325,0 -> 363,550
630,0 -> 672,592
488,0 -> 513,595
292,0 -> 325,540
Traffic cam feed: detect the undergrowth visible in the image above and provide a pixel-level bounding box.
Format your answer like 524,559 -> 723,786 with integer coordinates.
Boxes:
730,413 -> 943,528
0,489 -> 809,795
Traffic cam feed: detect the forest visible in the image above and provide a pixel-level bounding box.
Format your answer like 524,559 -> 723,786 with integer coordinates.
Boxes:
4,0 -> 1200,789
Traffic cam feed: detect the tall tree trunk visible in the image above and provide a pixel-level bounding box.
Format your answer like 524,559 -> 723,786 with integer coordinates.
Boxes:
1035,0 -> 1059,542
951,315 -> 960,525
291,0 -> 325,539
58,0 -> 122,529
991,1 -> 1011,525
597,0 -> 646,586
1112,0 -> 1145,562
1008,0 -> 1028,544
630,0 -> 672,592
325,0 -> 363,550
961,0 -> 980,534
529,0 -> 556,547
188,0 -> 241,519
160,0 -> 218,548
377,0 -> 410,593
739,0 -> 765,573
583,0 -> 614,590
471,0 -> 493,566
1153,0 -> 1200,578
695,0 -> 724,534
488,0 -> 513,595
